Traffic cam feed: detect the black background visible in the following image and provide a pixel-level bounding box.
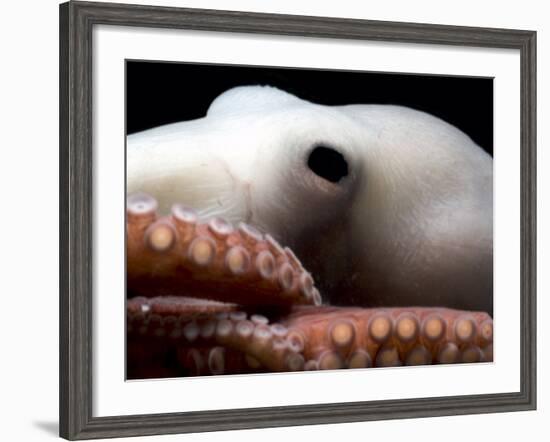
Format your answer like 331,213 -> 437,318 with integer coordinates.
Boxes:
126,61 -> 493,155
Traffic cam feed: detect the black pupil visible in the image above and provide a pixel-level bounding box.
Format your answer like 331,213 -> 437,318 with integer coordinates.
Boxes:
307,146 -> 349,183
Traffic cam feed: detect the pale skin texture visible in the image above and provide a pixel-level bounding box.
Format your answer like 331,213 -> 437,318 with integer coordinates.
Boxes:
127,85 -> 493,315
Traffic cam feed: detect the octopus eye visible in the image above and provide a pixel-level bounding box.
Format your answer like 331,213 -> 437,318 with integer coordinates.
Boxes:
307,145 -> 349,183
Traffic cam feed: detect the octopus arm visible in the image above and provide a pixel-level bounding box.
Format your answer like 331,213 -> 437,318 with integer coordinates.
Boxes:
127,193 -> 321,308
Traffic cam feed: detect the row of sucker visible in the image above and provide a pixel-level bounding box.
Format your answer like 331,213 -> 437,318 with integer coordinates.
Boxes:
127,193 -> 322,307
281,306 -> 493,370
128,298 -> 493,376
127,296 -> 305,374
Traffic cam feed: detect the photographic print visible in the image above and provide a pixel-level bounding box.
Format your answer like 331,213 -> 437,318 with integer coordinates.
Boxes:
125,61 -> 494,379
60,2 -> 536,438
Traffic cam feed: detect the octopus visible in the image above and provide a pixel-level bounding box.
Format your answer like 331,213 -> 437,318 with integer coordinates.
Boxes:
126,85 -> 493,378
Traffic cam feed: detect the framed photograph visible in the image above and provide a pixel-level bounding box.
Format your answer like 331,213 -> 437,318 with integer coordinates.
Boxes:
59,0 -> 536,439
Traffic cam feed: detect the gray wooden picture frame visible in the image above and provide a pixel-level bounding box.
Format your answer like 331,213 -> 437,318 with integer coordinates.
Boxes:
59,1 -> 537,439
